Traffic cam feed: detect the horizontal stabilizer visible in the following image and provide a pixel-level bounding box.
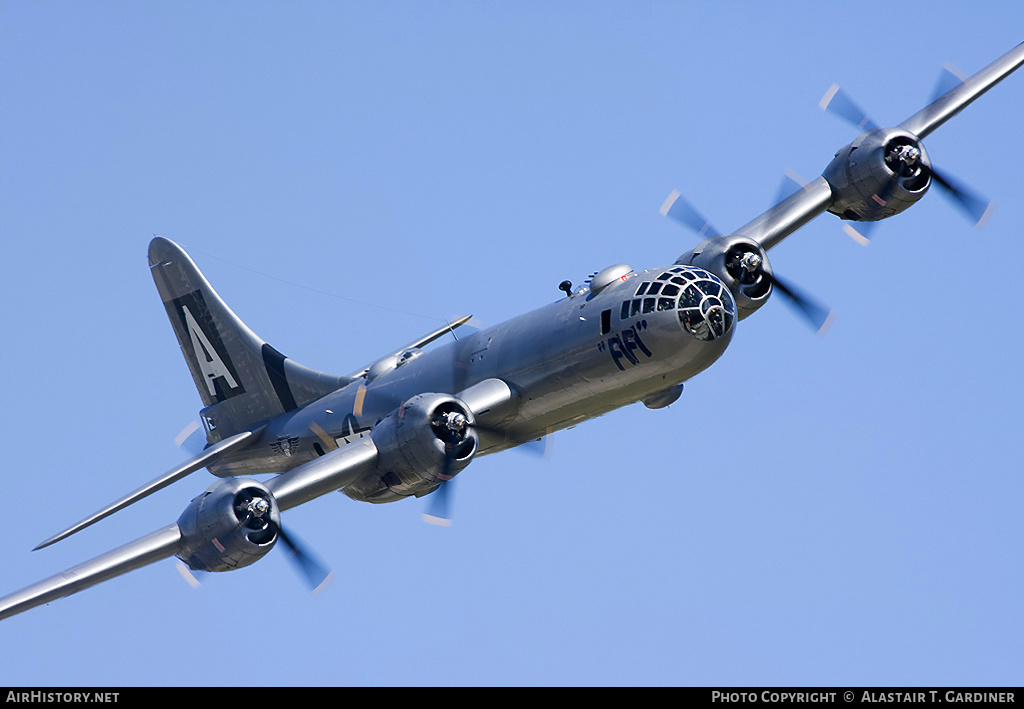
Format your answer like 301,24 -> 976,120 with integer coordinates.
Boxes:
34,430 -> 258,550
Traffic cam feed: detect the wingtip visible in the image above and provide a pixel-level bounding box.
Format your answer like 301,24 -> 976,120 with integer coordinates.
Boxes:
33,529 -> 72,552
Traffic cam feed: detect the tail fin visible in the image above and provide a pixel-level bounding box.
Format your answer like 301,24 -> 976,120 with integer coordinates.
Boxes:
148,237 -> 350,442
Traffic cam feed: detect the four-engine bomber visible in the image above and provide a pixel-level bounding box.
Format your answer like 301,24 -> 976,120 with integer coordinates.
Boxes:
1,40 -> 1022,623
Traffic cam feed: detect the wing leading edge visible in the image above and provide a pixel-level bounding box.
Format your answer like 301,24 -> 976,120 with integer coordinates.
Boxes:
0,524 -> 183,622
732,41 -> 1024,252
0,436 -> 381,623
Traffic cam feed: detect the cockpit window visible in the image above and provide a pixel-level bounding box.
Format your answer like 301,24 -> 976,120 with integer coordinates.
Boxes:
675,268 -> 735,341
618,267 -> 735,342
679,284 -> 702,309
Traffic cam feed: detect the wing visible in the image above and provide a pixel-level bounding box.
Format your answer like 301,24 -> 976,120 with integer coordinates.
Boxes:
0,377 -> 523,621
0,524 -> 183,622
0,437 -> 380,622
900,42 -> 1024,140
730,42 -> 1024,252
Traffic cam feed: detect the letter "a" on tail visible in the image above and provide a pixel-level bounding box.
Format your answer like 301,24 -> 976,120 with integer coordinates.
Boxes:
148,237 -> 351,442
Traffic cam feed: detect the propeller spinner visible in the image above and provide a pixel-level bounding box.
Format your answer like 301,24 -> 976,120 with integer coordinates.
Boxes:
233,488 -> 333,593
821,82 -> 993,229
663,191 -> 834,334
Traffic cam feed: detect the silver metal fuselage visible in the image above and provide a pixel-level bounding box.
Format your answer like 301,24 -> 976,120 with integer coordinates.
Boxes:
225,264 -> 734,490
5,41 -> 1023,625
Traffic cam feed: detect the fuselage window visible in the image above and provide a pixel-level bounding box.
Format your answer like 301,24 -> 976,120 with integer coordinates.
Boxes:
620,301 -> 631,320
631,299 -> 642,316
600,309 -> 611,335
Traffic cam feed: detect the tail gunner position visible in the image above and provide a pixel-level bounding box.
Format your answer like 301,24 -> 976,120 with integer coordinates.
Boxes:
1,41 -> 1022,622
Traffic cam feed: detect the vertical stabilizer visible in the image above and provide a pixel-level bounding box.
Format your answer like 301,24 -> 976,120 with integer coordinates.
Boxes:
148,237 -> 350,441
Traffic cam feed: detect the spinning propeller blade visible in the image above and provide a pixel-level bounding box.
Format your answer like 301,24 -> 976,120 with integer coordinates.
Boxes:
822,77 -> 993,230
764,272 -> 835,335
929,63 -> 966,103
819,83 -> 879,131
423,477 -> 455,527
235,488 -> 333,593
271,521 -> 334,594
780,170 -> 870,246
660,190 -> 719,237
923,164 -> 993,227
661,190 -> 833,334
173,419 -> 205,454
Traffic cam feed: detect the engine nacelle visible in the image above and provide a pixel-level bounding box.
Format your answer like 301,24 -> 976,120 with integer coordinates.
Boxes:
676,234 -> 773,321
822,127 -> 931,223
176,478 -> 280,573
344,393 -> 479,504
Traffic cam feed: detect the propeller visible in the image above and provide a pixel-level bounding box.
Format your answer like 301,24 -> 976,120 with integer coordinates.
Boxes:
269,519 -> 334,594
662,190 -> 834,334
175,561 -> 205,589
778,170 -> 870,246
660,189 -> 719,237
819,83 -> 879,131
929,63 -> 966,104
174,418 -> 206,455
347,377 -> 551,526
820,80 -> 993,228
422,407 -> 472,527
762,270 -> 835,334
423,471 -> 456,527
921,163 -> 993,227
235,489 -> 333,593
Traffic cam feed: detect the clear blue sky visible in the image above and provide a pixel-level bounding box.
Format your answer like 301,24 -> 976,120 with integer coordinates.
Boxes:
1,1 -> 1022,687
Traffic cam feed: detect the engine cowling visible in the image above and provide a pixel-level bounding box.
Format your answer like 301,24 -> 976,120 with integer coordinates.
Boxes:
343,393 -> 480,504
677,234 -> 773,321
176,478 -> 280,573
822,127 -> 932,223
